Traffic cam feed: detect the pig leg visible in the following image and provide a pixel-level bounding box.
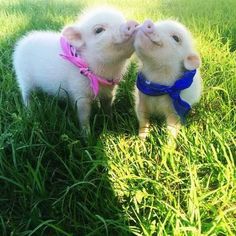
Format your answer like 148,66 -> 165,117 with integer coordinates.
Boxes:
165,112 -> 181,147
75,97 -> 92,136
166,113 -> 180,138
136,99 -> 150,139
137,112 -> 150,139
17,75 -> 34,106
100,87 -> 117,115
21,86 -> 31,106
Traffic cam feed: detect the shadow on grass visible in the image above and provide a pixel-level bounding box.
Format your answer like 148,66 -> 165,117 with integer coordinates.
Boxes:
0,1 -> 133,235
91,61 -> 139,139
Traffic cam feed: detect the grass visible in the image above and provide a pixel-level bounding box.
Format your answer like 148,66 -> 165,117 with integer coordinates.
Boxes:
0,0 -> 235,235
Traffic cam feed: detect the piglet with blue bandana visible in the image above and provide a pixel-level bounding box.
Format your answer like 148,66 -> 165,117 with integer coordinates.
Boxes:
134,20 -> 202,140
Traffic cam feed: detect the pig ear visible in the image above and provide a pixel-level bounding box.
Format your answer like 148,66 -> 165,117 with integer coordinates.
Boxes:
184,52 -> 201,70
62,25 -> 84,48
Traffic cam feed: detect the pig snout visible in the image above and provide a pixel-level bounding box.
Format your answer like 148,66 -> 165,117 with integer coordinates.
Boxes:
121,20 -> 139,38
141,19 -> 155,34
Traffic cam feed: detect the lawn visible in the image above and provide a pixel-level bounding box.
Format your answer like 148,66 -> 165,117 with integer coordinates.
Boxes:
0,0 -> 235,235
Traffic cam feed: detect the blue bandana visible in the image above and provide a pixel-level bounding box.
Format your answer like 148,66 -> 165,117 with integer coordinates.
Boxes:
136,69 -> 196,123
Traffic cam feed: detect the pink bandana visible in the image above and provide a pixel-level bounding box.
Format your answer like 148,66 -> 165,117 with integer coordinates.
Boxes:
60,37 -> 119,97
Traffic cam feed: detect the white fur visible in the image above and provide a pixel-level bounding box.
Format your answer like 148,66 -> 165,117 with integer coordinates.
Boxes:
13,7 -> 137,135
134,20 -> 202,139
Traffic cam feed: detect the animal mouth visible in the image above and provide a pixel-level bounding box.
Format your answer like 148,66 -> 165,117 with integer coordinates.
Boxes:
113,33 -> 135,45
137,30 -> 162,47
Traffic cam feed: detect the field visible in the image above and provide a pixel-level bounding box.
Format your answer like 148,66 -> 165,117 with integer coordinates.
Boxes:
0,0 -> 235,235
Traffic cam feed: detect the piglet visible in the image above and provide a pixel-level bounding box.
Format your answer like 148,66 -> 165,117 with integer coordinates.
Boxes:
134,19 -> 202,140
13,7 -> 138,135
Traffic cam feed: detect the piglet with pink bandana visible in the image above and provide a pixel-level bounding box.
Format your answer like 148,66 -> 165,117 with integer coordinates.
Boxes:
13,7 -> 138,136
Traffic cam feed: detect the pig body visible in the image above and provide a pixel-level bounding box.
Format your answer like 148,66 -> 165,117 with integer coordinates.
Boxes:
134,20 -> 202,139
13,7 -> 137,135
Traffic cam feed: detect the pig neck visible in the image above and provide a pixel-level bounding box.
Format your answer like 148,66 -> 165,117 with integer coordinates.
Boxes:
91,61 -> 125,81
81,53 -> 126,82
141,62 -> 183,86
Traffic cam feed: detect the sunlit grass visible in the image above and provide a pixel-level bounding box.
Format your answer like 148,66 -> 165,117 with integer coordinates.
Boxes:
0,0 -> 235,235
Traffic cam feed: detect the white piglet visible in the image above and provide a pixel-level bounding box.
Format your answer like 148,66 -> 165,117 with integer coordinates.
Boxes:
13,7 -> 138,135
134,20 -> 202,140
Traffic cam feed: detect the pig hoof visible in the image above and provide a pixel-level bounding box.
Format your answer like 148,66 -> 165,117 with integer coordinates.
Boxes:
138,126 -> 149,139
139,131 -> 148,140
164,137 -> 177,150
80,126 -> 91,138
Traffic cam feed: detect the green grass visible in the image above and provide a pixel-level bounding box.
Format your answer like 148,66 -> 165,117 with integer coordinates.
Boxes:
0,0 -> 235,235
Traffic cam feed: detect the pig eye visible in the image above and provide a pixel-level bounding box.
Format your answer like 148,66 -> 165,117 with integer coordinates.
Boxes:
94,27 -> 105,34
172,35 -> 180,43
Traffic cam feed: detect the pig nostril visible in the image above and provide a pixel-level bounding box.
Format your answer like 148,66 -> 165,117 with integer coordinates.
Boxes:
123,20 -> 139,35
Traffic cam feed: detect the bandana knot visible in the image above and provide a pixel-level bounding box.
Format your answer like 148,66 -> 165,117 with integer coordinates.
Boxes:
59,37 -> 119,97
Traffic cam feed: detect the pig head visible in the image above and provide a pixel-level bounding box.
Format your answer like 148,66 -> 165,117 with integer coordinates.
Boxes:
62,7 -> 138,76
134,19 -> 201,73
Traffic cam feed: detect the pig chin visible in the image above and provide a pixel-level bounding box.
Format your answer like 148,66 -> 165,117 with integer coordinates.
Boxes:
134,40 -> 159,63
113,32 -> 135,45
134,33 -> 153,56
113,36 -> 135,58
135,30 -> 163,49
